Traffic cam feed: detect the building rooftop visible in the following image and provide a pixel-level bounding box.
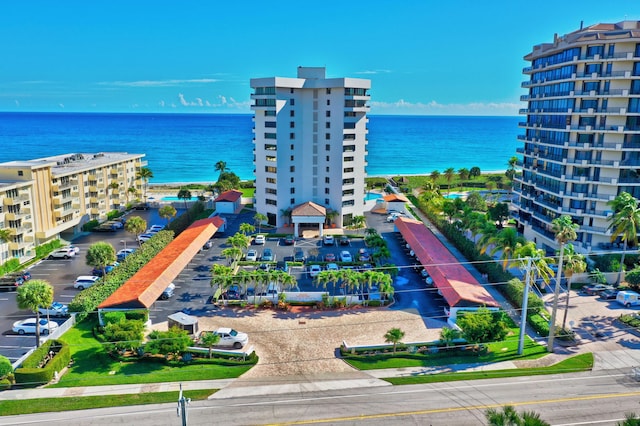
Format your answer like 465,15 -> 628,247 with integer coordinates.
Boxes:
0,152 -> 144,176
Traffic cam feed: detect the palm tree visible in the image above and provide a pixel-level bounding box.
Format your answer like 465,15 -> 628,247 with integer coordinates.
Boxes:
458,168 -> 470,181
439,327 -> 460,348
124,216 -> 147,247
239,223 -> 255,236
0,228 -> 11,244
254,213 -> 267,233
210,264 -> 233,301
16,280 -> 54,347
350,215 -> 366,233
607,192 -> 640,285
560,243 -> 587,332
384,328 -> 405,354
126,186 -> 137,203
177,187 -> 192,220
221,247 -> 243,266
548,215 -> 579,352
214,160 -> 228,180
485,405 -> 550,426
429,170 -> 440,186
199,331 -> 220,359
443,167 -> 456,194
136,167 -> 153,203
483,227 -> 526,269
158,205 -> 177,228
376,272 -> 394,302
108,181 -> 120,209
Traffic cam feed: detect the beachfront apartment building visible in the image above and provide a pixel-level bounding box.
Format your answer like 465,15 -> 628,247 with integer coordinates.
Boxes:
250,67 -> 370,231
512,20 -> 640,254
0,152 -> 145,265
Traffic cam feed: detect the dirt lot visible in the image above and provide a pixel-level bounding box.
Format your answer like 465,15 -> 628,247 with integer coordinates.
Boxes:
152,306 -> 441,378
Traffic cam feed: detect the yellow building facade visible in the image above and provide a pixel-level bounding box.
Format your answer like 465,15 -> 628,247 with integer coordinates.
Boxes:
0,152 -> 146,266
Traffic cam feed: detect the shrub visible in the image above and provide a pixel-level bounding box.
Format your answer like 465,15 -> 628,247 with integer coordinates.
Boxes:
82,219 -> 99,231
103,319 -> 145,353
0,378 -> 11,390
0,355 -> 12,378
103,311 -> 126,325
0,258 -> 20,277
35,240 -> 64,259
529,314 -> 549,337
166,201 -> 206,236
125,310 -> 149,322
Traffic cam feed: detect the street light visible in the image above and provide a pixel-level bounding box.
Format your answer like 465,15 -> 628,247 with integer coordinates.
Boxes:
121,239 -> 127,251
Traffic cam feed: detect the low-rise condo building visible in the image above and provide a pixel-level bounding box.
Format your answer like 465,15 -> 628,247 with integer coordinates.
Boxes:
251,67 -> 370,233
513,21 -> 640,254
0,152 -> 145,265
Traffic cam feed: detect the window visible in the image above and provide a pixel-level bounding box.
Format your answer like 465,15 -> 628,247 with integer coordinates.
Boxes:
290,177 -> 294,183
344,167 -> 354,173
325,198 -> 330,204
342,189 -> 354,196
326,111 -> 331,117
290,133 -> 295,139
265,144 -> 277,150
265,110 -> 276,117
265,166 -> 277,173
325,122 -> 330,128
342,200 -> 355,207
266,177 -> 276,184
266,156 -> 276,162
326,155 -> 330,161
290,99 -> 295,106
343,178 -> 355,185
290,144 -> 294,150
325,133 -> 330,140
290,187 -> 295,194
325,188 -> 330,194
17,170 -> 23,176
326,99 -> 330,106
290,88 -> 294,94
290,166 -> 295,172
344,156 -> 354,162
291,198 -> 295,204
325,144 -> 330,151
326,166 -> 330,172
326,88 -> 331,95
290,121 -> 295,128
344,111 -> 356,117
265,132 -> 277,139
265,188 -> 277,195
343,145 -> 355,152
265,121 -> 276,128
290,110 -> 295,117
325,177 -> 330,183
290,155 -> 294,161
266,199 -> 277,206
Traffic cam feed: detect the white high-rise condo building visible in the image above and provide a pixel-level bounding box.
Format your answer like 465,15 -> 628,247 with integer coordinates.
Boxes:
251,67 -> 370,233
512,21 -> 640,254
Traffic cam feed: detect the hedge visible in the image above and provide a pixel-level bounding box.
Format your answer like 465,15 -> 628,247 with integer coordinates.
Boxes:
34,239 -> 64,259
68,230 -> 174,315
0,258 -> 20,278
14,340 -> 71,387
166,201 -> 206,236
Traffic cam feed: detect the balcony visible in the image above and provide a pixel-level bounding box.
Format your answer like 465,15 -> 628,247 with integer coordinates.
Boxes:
3,193 -> 29,206
9,241 -> 31,250
4,209 -> 29,220
90,207 -> 100,215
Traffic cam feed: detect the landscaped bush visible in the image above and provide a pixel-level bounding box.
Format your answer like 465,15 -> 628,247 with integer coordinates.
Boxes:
0,258 -> 20,277
107,210 -> 125,220
529,314 -> 549,337
103,311 -> 126,325
124,310 -> 149,322
82,219 -> 99,231
14,340 -> 70,387
503,278 -> 544,316
619,313 -> 640,328
68,230 -> 174,316
166,201 -> 206,235
0,355 -> 12,379
34,239 -> 64,259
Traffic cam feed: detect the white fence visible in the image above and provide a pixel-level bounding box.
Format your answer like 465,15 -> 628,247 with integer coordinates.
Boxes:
11,315 -> 76,370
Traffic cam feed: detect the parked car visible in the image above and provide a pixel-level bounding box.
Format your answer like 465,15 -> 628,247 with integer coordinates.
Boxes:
74,275 -> 100,290
308,264 -> 322,277
386,213 -> 401,222
65,245 -> 81,254
91,262 -> 120,277
325,253 -> 336,262
357,248 -> 371,262
148,224 -> 164,233
258,263 -> 271,271
116,248 -> 136,261
138,233 -> 154,243
13,318 -> 59,335
93,223 -> 117,232
262,248 -> 275,262
599,289 -> 619,300
202,240 -> 213,250
323,235 -> 335,246
617,290 -> 640,308
283,235 -> 295,245
105,221 -> 124,230
159,283 -> 176,300
339,236 -> 350,246
48,248 -> 76,259
38,302 -> 69,317
254,235 -> 266,245
294,248 -> 305,263
212,327 -> 249,349
275,261 -> 289,273
223,285 -> 242,300
581,283 -> 614,295
133,203 -> 149,210
246,249 -> 258,262
339,251 -> 353,263
326,263 -> 339,271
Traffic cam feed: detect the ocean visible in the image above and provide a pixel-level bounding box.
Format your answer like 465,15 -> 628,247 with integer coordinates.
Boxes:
0,112 -> 521,183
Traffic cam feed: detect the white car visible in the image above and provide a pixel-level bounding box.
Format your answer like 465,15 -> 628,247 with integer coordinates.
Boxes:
323,235 -> 335,246
38,302 -> 69,317
326,263 -> 339,271
308,264 -> 322,278
339,251 -> 353,262
48,248 -> 76,259
117,248 -> 136,261
74,275 -> 100,290
65,245 -> 81,254
246,249 -> 258,262
212,327 -> 249,349
148,224 -> 164,233
13,318 -> 59,335
386,213 -> 402,222
254,235 -> 266,245
105,220 -> 124,229
138,233 -> 154,243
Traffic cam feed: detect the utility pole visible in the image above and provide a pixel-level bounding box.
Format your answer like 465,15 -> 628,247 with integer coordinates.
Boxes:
177,383 -> 190,426
518,257 -> 532,355
547,250 -> 566,352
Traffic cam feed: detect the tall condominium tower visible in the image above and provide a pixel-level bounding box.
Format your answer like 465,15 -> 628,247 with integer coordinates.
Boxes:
250,67 -> 370,233
512,21 -> 640,254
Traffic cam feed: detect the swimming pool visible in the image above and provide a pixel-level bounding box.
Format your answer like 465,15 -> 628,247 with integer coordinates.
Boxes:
444,193 -> 463,200
161,196 -> 188,201
364,192 -> 383,201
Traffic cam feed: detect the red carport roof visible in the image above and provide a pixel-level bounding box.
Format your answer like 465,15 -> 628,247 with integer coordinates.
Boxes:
394,217 -> 498,308
98,216 -> 225,310
215,190 -> 243,202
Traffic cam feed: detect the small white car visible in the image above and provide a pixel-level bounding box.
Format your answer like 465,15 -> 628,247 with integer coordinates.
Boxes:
65,245 -> 81,254
48,248 -> 76,259
212,327 -> 249,349
254,235 -> 266,245
13,318 -> 59,335
323,235 -> 335,246
326,263 -> 339,271
148,224 -> 164,233
308,264 -> 322,277
116,248 -> 136,261
138,233 -> 154,243
246,249 -> 258,262
74,275 -> 100,290
339,251 -> 353,262
386,213 -> 401,222
38,302 -> 69,317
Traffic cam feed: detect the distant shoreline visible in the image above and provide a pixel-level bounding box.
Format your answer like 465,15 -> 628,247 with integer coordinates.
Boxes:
148,170 -> 508,189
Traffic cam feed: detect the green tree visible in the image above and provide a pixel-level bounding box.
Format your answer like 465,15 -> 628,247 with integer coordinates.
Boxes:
560,243 -> 586,331
486,405 -> 550,426
429,170 -> 441,186
215,171 -> 240,192
384,328 -> 405,354
505,156 -> 519,180
456,308 -> 509,343
443,167 -> 456,194
465,192 -> 487,212
239,223 -> 255,236
103,318 -> 144,353
0,355 -> 12,379
488,203 -> 510,227
221,247 -> 243,266
86,242 -> 116,276
483,227 -> 526,269
125,216 -> 147,246
350,215 -> 366,233
158,205 -> 177,227
548,215 -> 579,351
145,326 -> 192,360
136,167 -> 153,203
607,192 -> 640,285
254,213 -> 267,233
16,280 -> 54,347
0,228 -> 10,243
177,187 -> 192,220
458,167 -> 470,181
127,186 -> 137,203
214,160 -> 228,180
469,166 -> 481,179
200,331 -> 221,359
439,327 -> 461,348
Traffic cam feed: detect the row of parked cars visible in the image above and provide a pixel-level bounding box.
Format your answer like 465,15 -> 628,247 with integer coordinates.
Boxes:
580,283 -> 640,308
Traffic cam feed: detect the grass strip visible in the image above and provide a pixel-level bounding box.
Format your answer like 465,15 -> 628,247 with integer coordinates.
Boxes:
384,353 -> 594,385
0,389 -> 215,416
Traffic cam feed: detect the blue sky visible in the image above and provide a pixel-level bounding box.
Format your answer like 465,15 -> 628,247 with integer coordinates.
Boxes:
1,1 -> 637,115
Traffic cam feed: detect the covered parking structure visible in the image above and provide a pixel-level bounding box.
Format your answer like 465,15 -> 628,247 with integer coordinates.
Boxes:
98,216 -> 225,323
394,217 -> 499,323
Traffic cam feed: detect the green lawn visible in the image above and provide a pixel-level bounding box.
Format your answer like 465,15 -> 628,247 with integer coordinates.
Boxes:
385,353 -> 593,385
52,319 -> 254,388
343,334 -> 547,371
0,389 -> 214,416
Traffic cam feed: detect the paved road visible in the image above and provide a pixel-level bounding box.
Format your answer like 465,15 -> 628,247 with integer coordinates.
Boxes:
3,370 -> 639,425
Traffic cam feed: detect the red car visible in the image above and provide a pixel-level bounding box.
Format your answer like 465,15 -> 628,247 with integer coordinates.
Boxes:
325,253 -> 336,262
